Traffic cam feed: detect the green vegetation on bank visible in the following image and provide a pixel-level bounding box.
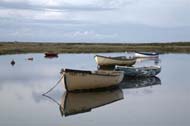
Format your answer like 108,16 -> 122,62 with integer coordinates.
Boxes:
0,42 -> 190,55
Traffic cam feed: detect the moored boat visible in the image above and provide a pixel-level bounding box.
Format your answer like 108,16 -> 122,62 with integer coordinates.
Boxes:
60,68 -> 124,91
115,65 -> 161,77
44,52 -> 58,58
60,88 -> 123,116
94,55 -> 136,66
135,52 -> 159,58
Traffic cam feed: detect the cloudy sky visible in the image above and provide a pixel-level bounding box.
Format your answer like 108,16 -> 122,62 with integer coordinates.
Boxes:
0,0 -> 190,43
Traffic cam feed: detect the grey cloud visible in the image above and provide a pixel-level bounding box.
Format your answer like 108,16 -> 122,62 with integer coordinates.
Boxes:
0,1 -> 115,12
0,17 -> 190,43
0,0 -> 190,42
0,1 -> 42,11
0,17 -> 89,27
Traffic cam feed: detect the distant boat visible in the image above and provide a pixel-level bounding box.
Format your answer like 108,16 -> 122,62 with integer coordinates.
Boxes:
60,88 -> 123,116
61,68 -> 124,92
27,57 -> 33,61
94,55 -> 136,66
119,76 -> 161,89
44,52 -> 58,58
115,65 -> 161,77
135,52 -> 159,58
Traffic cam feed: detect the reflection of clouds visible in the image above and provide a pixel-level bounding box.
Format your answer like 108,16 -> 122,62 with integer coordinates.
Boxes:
32,89 -> 62,103
15,93 -> 24,101
124,88 -> 154,96
0,54 -> 63,91
135,57 -> 161,66
0,78 -> 57,91
0,65 -> 60,80
143,89 -> 153,94
32,91 -> 44,103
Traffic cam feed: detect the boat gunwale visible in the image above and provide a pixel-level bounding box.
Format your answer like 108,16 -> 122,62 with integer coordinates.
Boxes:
95,55 -> 136,61
135,51 -> 159,56
62,68 -> 123,76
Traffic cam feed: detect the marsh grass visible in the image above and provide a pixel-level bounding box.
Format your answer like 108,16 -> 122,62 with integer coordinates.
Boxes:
0,42 -> 190,55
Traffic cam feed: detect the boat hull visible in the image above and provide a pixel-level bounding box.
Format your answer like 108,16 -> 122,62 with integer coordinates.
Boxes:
95,55 -> 136,66
115,65 -> 161,77
135,52 -> 159,58
61,69 -> 124,91
44,52 -> 58,58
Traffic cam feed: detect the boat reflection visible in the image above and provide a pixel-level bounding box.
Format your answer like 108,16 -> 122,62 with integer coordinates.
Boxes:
119,76 -> 161,89
136,57 -> 161,65
60,88 -> 123,116
43,76 -> 161,117
44,55 -> 58,59
97,65 -> 115,70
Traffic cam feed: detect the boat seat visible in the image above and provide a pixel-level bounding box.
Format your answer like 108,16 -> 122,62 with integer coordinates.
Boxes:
61,68 -> 92,74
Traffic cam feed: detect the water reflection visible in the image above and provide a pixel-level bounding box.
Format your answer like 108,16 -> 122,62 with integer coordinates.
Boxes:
42,76 -> 161,117
61,88 -> 123,116
97,65 -> 115,70
1,53 -> 190,126
44,88 -> 123,117
136,57 -> 161,65
44,55 -> 58,59
119,76 -> 161,89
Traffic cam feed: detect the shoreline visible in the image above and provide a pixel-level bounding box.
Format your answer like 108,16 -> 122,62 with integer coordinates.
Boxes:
0,42 -> 190,55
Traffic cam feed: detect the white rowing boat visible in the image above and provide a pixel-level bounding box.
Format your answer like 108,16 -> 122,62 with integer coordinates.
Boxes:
61,68 -> 124,91
94,55 -> 136,66
135,52 -> 159,58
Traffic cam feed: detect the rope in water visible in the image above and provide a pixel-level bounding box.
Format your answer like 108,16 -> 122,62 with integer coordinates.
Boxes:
42,94 -> 61,106
42,74 -> 64,95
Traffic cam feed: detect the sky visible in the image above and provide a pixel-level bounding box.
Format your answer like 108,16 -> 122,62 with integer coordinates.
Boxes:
0,0 -> 190,43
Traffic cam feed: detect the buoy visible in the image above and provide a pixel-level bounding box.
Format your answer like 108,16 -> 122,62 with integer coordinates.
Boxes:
11,60 -> 15,66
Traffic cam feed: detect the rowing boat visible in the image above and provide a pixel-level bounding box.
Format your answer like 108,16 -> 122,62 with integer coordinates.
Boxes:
44,52 -> 58,58
61,68 -> 124,91
135,52 -> 159,58
94,55 -> 136,66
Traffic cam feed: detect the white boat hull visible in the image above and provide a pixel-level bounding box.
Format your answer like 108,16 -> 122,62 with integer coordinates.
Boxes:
135,53 -> 159,58
95,55 -> 136,66
61,69 -> 124,91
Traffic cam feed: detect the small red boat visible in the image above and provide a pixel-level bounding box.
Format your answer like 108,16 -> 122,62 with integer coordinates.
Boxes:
44,52 -> 58,58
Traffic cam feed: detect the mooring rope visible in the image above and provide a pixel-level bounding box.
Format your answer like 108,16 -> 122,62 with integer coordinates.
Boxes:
42,74 -> 64,95
42,94 -> 61,106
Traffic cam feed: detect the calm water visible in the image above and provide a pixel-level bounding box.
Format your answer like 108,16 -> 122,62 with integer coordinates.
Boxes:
0,53 -> 190,126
